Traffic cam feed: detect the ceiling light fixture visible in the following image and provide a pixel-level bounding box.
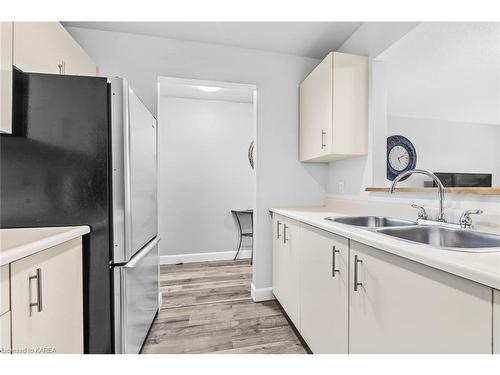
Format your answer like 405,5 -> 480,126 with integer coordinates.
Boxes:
196,85 -> 222,92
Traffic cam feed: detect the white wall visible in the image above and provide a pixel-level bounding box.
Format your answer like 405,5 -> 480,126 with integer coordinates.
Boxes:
66,26 -> 328,293
381,22 -> 500,125
327,22 -> 419,196
158,96 -> 254,257
327,21 -> 500,212
377,23 -> 500,188
387,116 -> 500,187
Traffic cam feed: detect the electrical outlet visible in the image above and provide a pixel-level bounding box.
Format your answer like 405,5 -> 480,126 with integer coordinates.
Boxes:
338,180 -> 345,194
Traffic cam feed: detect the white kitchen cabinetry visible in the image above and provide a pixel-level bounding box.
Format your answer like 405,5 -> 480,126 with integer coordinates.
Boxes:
299,52 -> 368,162
0,22 -> 13,134
299,226 -> 348,353
0,312 -> 11,354
272,215 -> 300,328
10,237 -> 83,354
0,264 -> 9,315
272,215 -> 283,301
349,240 -> 492,354
1,264 -> 11,354
494,289 -> 500,354
13,22 -> 96,76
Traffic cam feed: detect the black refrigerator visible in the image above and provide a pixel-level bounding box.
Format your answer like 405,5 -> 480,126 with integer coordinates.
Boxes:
0,69 -> 159,354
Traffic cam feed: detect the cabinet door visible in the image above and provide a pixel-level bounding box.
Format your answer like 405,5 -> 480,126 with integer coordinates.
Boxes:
0,312 -> 11,354
299,226 -> 348,353
331,52 -> 368,156
11,237 -> 83,354
299,52 -> 332,161
278,219 -> 301,328
349,241 -> 492,354
0,264 -> 10,315
494,289 -> 500,354
13,22 -> 96,76
272,215 -> 283,300
0,22 -> 13,134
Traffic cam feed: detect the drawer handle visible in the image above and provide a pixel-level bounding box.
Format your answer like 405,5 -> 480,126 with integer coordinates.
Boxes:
332,246 -> 340,277
29,268 -> 43,313
283,224 -> 289,244
276,220 -> 282,239
354,255 -> 363,291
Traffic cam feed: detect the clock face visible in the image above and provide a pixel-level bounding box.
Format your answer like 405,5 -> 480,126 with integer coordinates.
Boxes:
388,145 -> 410,171
386,135 -> 417,181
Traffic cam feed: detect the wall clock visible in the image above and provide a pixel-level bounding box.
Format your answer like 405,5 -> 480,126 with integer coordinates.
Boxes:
387,135 -> 417,181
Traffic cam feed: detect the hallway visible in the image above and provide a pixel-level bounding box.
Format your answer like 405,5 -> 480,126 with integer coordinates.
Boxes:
141,260 -> 307,354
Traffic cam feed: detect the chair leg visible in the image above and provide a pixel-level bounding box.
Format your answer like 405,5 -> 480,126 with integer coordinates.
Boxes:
250,238 -> 253,265
234,233 -> 242,260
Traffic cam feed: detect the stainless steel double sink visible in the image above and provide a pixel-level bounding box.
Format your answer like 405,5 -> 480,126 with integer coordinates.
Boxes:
324,216 -> 500,252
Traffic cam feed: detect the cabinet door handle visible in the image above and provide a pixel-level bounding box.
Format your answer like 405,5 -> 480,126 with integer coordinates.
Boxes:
29,268 -> 43,313
57,61 -> 66,74
321,129 -> 326,149
354,255 -> 363,291
276,220 -> 282,239
283,224 -> 288,244
332,246 -> 340,277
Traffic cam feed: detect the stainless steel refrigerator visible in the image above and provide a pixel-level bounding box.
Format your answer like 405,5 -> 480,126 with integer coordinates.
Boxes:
0,70 -> 159,353
109,77 -> 159,354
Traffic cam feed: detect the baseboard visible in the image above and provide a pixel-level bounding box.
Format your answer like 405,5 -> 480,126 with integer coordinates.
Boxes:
251,283 -> 275,302
160,249 -> 252,265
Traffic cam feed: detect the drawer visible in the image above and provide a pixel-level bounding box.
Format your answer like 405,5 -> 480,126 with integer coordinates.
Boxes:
0,265 -> 9,315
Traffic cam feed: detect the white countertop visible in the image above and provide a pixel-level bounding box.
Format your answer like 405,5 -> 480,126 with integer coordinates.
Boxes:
270,207 -> 500,290
0,226 -> 91,266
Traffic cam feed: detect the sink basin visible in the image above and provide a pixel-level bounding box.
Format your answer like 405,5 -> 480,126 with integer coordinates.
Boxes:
377,226 -> 500,252
325,216 -> 417,228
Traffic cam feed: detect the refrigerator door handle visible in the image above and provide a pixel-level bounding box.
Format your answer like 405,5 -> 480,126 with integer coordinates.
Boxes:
125,237 -> 160,269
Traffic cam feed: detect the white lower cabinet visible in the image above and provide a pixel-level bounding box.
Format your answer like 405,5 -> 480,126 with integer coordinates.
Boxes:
272,215 -> 300,329
0,312 -> 11,354
272,215 -> 283,302
0,264 -> 9,315
349,241 -> 492,354
10,237 -> 83,354
271,215 -> 496,354
299,226 -> 348,353
494,289 -> 500,354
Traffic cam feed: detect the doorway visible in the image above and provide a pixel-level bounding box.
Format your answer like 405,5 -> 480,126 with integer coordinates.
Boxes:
156,77 -> 256,266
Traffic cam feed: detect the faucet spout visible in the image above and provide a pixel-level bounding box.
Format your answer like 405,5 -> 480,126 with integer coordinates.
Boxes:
390,169 -> 446,222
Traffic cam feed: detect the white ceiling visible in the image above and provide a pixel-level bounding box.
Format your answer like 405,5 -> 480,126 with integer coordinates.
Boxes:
62,22 -> 361,59
158,77 -> 255,103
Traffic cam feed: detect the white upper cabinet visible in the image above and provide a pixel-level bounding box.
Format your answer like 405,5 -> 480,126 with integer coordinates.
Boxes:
299,52 -> 368,162
0,22 -> 13,134
13,22 -> 97,76
349,241 -> 492,354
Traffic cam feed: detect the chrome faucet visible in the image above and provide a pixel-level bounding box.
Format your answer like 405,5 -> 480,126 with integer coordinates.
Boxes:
459,210 -> 483,230
390,169 -> 446,222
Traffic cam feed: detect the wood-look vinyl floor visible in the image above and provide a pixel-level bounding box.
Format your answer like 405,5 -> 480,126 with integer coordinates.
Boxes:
141,259 -> 307,354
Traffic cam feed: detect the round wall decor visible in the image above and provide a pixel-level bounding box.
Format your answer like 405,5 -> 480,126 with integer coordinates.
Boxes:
248,141 -> 255,169
387,135 -> 417,181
